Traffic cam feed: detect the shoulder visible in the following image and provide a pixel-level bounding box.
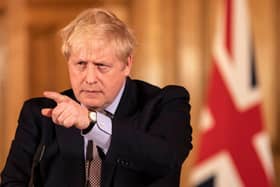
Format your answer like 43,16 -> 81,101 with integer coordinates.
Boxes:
132,79 -> 161,97
131,79 -> 189,100
161,85 -> 190,100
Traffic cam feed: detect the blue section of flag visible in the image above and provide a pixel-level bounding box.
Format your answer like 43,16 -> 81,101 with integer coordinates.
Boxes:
250,44 -> 257,87
196,176 -> 215,187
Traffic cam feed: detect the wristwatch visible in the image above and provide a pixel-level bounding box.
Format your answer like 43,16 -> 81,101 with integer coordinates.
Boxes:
88,111 -> 97,124
82,111 -> 97,134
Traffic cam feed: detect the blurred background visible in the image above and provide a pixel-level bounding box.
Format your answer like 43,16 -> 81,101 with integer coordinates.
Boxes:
0,0 -> 279,186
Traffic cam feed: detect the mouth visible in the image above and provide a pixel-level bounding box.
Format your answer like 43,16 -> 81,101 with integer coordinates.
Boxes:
83,90 -> 101,93
81,89 -> 102,95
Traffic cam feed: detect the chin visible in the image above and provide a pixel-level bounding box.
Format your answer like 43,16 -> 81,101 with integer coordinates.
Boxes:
81,99 -> 104,109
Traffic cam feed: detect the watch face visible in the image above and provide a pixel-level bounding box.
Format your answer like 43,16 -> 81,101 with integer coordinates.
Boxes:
89,111 -> 97,123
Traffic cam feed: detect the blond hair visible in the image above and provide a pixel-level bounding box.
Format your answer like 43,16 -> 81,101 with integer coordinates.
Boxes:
60,8 -> 136,62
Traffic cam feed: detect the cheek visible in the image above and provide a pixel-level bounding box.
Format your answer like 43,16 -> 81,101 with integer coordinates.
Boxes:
69,70 -> 77,85
68,66 -> 75,81
103,74 -> 125,96
69,69 -> 83,89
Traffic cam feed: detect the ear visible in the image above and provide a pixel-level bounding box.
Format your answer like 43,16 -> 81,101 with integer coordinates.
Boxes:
124,55 -> 133,76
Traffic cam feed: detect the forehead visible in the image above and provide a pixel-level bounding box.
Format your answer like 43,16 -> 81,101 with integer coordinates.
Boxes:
70,38 -> 117,61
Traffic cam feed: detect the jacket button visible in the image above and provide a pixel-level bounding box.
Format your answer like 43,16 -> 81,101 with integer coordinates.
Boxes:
125,161 -> 129,166
116,158 -> 129,167
116,158 -> 121,164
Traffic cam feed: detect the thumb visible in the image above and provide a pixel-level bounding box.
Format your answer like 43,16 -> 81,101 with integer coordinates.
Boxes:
41,108 -> 53,117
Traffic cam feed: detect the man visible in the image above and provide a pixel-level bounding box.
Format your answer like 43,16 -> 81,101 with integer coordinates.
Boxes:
1,8 -> 192,187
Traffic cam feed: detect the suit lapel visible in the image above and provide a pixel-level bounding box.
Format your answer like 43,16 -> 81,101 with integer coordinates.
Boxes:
101,78 -> 139,187
114,78 -> 139,120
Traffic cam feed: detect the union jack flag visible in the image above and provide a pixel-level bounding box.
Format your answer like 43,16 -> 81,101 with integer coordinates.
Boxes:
190,0 -> 274,186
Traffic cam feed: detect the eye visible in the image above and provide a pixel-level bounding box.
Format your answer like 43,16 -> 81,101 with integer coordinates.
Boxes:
77,61 -> 87,66
96,63 -> 110,73
72,61 -> 87,71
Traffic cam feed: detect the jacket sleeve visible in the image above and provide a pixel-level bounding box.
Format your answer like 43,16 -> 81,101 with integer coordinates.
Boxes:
0,98 -> 54,186
105,86 -> 192,178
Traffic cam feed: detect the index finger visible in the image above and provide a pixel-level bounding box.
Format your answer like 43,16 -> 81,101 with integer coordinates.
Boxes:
43,91 -> 67,103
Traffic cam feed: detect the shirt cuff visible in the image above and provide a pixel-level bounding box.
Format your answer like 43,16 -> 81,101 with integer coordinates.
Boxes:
82,112 -> 112,154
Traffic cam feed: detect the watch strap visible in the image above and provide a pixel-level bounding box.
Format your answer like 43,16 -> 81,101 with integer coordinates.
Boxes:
82,121 -> 95,134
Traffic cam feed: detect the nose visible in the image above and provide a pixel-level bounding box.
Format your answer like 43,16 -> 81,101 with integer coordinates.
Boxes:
85,65 -> 97,84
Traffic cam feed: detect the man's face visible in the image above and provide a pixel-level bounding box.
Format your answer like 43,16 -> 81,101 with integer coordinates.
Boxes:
68,40 -> 132,110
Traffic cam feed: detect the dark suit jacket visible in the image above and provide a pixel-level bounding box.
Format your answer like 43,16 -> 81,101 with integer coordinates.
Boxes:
1,78 -> 192,187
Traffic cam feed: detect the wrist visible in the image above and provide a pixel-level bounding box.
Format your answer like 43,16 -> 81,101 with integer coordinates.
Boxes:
82,110 -> 97,134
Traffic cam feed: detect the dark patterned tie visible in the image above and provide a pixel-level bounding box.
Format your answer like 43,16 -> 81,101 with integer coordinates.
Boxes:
86,141 -> 101,187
